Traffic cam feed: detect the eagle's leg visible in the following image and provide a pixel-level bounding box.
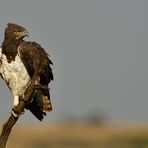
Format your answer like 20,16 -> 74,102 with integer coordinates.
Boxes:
13,95 -> 19,107
11,95 -> 24,117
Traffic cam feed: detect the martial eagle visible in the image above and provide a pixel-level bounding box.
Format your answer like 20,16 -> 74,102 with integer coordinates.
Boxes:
0,23 -> 53,121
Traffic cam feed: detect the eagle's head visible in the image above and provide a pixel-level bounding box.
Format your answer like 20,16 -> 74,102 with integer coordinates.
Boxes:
5,23 -> 29,40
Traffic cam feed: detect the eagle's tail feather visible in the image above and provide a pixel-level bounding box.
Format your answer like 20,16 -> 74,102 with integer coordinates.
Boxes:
43,96 -> 52,112
25,90 -> 52,121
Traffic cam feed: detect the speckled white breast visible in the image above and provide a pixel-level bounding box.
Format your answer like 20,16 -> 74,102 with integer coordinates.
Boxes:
0,47 -> 31,97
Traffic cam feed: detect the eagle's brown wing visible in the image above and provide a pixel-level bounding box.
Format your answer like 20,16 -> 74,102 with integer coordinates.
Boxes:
18,42 -> 53,82
18,41 -> 53,121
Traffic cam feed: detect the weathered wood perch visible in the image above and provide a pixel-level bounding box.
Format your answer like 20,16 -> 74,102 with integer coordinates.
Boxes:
0,69 -> 41,148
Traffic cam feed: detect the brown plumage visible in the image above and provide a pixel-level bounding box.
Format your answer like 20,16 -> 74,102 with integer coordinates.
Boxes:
1,23 -> 53,121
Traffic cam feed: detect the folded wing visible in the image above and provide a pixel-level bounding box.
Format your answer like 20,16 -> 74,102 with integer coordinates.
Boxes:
18,42 -> 53,121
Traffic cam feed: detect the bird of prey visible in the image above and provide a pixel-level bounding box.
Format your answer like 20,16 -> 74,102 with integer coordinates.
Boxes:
0,23 -> 53,121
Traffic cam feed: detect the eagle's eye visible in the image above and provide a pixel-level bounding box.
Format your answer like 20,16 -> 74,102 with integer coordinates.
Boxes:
14,31 -> 22,36
13,30 -> 29,40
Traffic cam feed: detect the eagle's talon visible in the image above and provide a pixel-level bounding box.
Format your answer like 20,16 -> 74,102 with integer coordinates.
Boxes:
11,109 -> 19,118
11,107 -> 25,117
34,85 -> 49,90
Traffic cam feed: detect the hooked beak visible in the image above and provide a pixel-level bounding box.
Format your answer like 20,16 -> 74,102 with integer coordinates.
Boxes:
22,30 -> 29,37
15,30 -> 29,40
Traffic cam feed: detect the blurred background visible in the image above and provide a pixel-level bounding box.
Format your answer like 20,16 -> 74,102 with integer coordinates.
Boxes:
0,0 -> 148,147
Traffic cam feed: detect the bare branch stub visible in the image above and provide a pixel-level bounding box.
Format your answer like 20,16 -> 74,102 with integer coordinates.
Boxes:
0,115 -> 18,148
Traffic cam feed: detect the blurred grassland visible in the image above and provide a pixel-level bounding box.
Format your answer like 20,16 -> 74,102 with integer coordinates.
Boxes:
1,122 -> 148,148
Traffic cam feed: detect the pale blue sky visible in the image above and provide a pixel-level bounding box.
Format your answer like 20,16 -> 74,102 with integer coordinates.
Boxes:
0,0 -> 148,123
